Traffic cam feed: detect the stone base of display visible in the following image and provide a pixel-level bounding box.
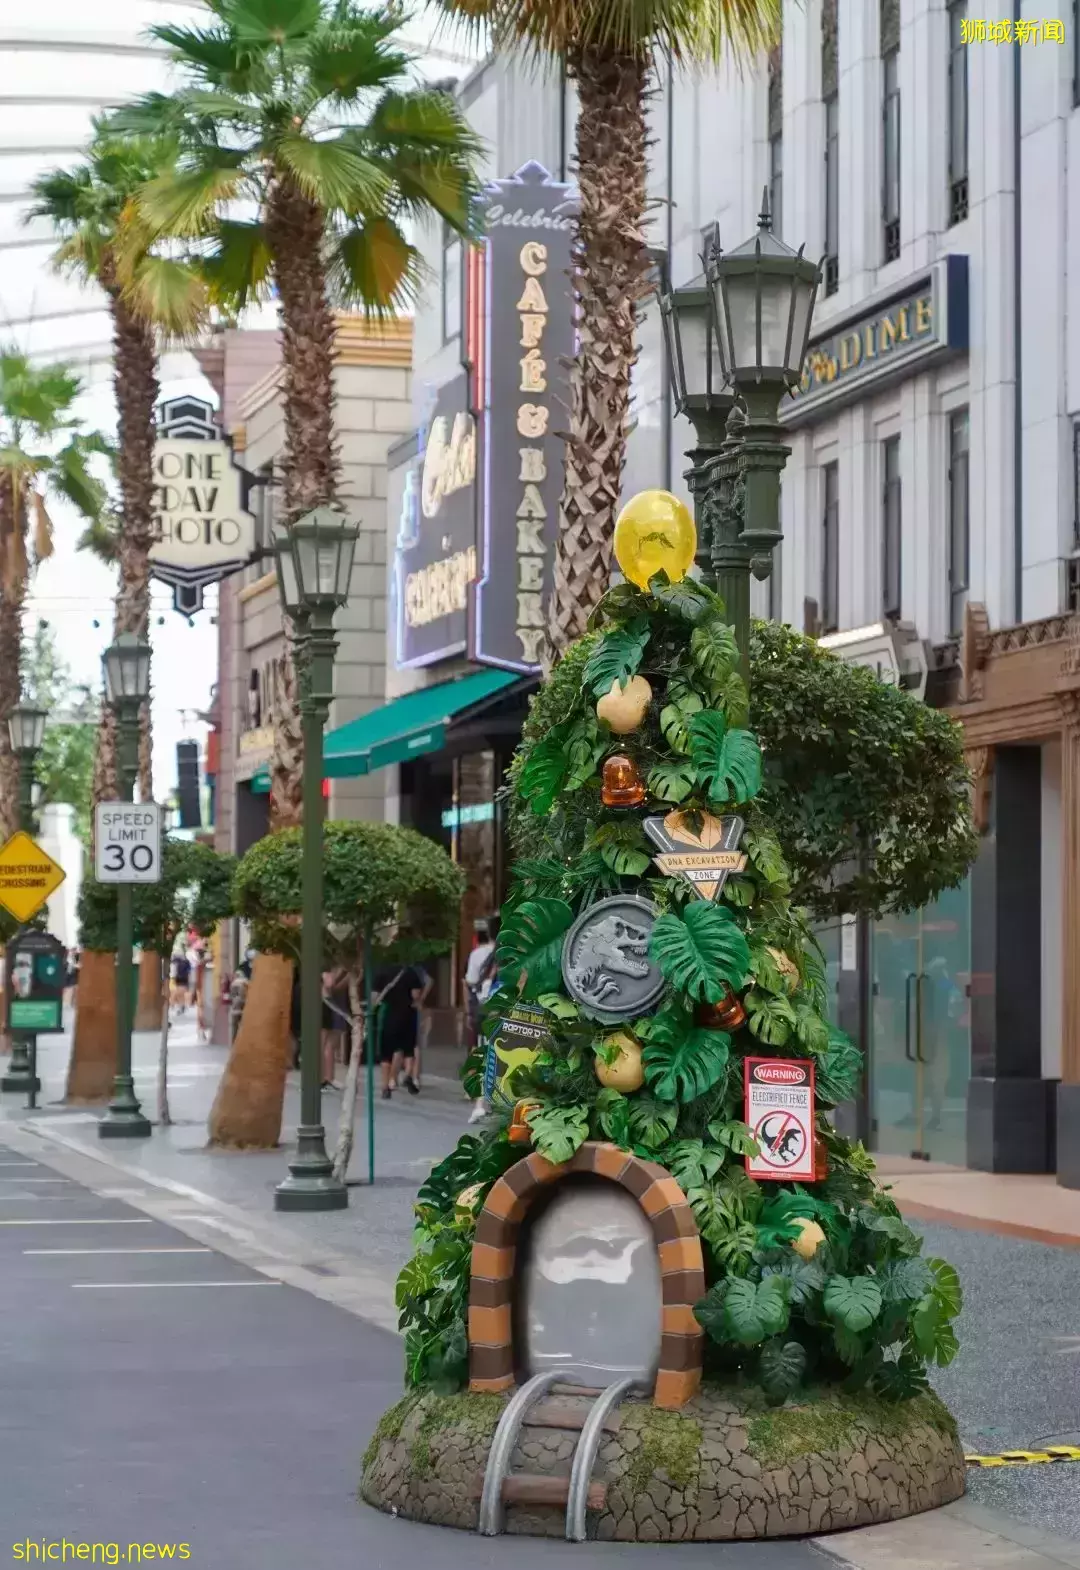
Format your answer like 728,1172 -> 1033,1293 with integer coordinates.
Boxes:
360,1383 -> 965,1541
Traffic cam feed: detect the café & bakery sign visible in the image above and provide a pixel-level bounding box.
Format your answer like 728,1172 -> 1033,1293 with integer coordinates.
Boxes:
468,161 -> 578,673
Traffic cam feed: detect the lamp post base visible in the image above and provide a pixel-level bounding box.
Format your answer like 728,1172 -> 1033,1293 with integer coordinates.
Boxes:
99,1076 -> 152,1139
1,1072 -> 41,1094
2,1036 -> 38,1093
274,1124 -> 348,1212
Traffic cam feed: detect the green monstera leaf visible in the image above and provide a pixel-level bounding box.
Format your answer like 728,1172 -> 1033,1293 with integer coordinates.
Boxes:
824,1276 -> 883,1333
647,758 -> 697,805
648,572 -> 717,623
525,1103 -> 590,1165
582,619 -> 650,697
721,1276 -> 791,1346
642,1023 -> 731,1103
759,1338 -> 808,1404
690,615 -> 739,683
817,1029 -> 864,1105
649,901 -> 751,1003
496,898 -> 573,998
688,711 -> 763,805
517,730 -> 569,815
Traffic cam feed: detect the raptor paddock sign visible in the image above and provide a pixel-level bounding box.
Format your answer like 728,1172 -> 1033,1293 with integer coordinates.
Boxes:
151,396 -> 256,617
744,1057 -> 817,1182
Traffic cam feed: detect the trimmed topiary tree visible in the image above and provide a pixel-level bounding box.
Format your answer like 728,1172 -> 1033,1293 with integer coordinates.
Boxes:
74,839 -> 235,1118
395,573 -> 968,1409
212,821 -> 463,1169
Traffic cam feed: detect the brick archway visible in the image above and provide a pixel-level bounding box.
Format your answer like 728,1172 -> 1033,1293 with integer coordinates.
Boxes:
468,1142 -> 705,1409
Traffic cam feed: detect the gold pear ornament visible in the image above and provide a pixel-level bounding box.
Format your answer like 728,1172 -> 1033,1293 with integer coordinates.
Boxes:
596,674 -> 653,734
594,1031 -> 645,1092
790,1218 -> 826,1260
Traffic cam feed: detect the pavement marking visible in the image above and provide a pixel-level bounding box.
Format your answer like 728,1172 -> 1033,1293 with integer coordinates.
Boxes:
70,1279 -> 283,1290
24,1247 -> 214,1256
0,1161 -> 41,1167
0,1217 -> 154,1226
0,1177 -> 72,1184
965,1445 -> 1080,1466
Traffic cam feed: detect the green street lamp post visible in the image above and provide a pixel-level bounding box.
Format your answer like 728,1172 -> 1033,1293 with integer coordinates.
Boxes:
273,508 -> 358,1214
1,699 -> 47,1094
99,632 -> 153,1140
659,228 -> 735,581
662,194 -> 820,674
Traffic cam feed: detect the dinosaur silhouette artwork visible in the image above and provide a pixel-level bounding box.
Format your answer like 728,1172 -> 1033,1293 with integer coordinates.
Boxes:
756,1112 -> 805,1165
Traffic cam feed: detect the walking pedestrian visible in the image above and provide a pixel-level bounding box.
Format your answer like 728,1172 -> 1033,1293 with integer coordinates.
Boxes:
372,962 -> 425,1099
465,918 -> 499,1124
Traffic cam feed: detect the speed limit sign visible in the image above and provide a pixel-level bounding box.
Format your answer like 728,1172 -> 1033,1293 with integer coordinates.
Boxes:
94,803 -> 162,884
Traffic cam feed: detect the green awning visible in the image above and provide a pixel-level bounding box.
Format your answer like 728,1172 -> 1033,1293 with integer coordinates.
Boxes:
323,668 -> 518,779
250,765 -> 270,794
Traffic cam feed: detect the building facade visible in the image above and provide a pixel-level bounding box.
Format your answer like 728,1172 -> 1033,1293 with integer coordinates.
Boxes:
378,1 -> 1080,1178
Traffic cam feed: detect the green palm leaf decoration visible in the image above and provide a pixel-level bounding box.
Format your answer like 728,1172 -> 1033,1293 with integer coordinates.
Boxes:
642,1022 -> 730,1102
582,620 -> 650,697
649,901 -> 751,1003
690,615 -> 739,683
496,898 -> 574,998
688,711 -> 763,804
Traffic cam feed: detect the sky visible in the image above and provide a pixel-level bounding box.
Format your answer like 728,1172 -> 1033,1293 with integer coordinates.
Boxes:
0,1 -> 484,800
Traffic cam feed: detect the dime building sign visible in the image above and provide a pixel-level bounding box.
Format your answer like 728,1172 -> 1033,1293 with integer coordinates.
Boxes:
467,161 -> 578,673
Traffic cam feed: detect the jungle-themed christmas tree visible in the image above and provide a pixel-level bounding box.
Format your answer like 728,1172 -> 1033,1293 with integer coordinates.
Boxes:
398,491 -> 962,1407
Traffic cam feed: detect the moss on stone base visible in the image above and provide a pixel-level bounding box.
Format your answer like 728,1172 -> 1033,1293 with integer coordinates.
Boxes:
361,1383 -> 965,1540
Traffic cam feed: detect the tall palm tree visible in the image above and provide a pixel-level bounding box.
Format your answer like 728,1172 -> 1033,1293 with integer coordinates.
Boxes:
108,0 -> 481,1148
437,0 -> 780,650
0,352 -> 106,836
27,122 -> 206,810
109,0 -> 482,829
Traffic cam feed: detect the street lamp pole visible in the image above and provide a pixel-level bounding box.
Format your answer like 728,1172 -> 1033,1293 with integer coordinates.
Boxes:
661,194 -> 821,672
99,634 -> 152,1140
1,700 -> 47,1094
273,511 -> 357,1214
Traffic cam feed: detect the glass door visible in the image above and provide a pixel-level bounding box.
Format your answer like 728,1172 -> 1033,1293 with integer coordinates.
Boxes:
870,879 -> 971,1165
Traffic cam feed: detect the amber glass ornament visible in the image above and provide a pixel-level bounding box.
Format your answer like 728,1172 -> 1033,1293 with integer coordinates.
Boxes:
696,988 -> 747,1032
601,753 -> 646,807
508,1100 -> 540,1145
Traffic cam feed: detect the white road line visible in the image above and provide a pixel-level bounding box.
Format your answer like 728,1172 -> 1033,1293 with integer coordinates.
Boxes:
0,1161 -> 40,1167
24,1247 -> 214,1256
0,1218 -> 153,1226
0,1178 -> 72,1184
71,1280 -> 282,1289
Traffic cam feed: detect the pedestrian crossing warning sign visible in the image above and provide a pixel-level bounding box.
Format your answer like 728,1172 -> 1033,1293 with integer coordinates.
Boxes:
0,831 -> 65,924
744,1057 -> 817,1182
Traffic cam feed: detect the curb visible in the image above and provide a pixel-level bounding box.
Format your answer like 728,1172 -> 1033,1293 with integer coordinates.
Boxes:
812,1498 -> 1080,1568
0,1119 -> 402,1337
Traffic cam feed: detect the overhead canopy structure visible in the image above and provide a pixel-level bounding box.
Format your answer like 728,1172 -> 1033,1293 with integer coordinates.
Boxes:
248,668 -> 519,792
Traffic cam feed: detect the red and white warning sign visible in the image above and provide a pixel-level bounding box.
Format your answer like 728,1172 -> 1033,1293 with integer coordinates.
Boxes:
744,1057 -> 817,1182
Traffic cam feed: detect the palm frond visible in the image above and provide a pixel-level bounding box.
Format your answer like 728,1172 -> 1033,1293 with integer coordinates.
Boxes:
76,515 -> 121,566
275,131 -> 390,213
198,220 -> 274,312
49,439 -> 109,523
137,159 -> 247,241
329,214 -> 422,313
125,256 -> 208,339
31,493 -> 54,565
302,13 -> 409,101
432,0 -> 779,64
221,0 -> 323,43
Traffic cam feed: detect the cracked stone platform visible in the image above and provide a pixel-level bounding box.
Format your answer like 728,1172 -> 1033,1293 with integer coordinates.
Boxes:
360,1383 -> 965,1541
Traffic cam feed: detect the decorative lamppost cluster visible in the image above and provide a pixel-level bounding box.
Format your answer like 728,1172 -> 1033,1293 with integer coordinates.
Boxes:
272,507 -> 358,1213
660,192 -> 821,670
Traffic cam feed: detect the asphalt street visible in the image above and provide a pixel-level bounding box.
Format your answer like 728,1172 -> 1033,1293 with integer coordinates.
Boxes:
0,1138 -> 829,1570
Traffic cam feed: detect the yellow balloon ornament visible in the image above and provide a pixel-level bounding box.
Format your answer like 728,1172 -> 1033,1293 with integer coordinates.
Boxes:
613,489 -> 697,590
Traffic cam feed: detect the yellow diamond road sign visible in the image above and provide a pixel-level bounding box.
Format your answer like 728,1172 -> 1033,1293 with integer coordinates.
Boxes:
0,831 -> 65,924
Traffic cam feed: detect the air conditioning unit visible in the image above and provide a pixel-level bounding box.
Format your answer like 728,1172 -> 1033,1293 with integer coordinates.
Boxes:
817,621 -> 929,701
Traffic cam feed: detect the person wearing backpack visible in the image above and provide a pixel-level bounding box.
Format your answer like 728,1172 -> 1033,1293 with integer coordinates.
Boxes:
372,962 -> 426,1100
465,917 -> 499,1123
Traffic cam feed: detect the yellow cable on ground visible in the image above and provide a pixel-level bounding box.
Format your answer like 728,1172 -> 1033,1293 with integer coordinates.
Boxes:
965,1446 -> 1080,1467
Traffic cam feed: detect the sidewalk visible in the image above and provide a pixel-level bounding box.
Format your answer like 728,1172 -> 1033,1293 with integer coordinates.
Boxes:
873,1154 -> 1080,1250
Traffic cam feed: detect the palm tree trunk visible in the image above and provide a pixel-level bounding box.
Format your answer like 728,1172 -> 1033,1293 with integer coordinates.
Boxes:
548,46 -> 651,655
0,475 -> 29,837
69,277 -> 159,1100
208,177 -> 339,1148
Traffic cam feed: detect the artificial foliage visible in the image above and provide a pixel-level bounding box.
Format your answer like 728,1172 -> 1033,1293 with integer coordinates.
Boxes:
510,618 -> 978,922
397,572 -> 967,1405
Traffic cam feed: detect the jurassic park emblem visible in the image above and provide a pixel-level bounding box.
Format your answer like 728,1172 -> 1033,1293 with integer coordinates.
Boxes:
560,895 -> 665,1024
643,810 -> 747,901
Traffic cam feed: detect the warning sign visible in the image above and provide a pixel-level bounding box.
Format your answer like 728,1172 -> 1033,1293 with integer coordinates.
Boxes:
744,1057 -> 817,1182
0,831 -> 65,924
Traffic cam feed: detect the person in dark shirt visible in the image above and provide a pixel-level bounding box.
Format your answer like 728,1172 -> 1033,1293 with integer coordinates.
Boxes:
372,963 -> 424,1100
